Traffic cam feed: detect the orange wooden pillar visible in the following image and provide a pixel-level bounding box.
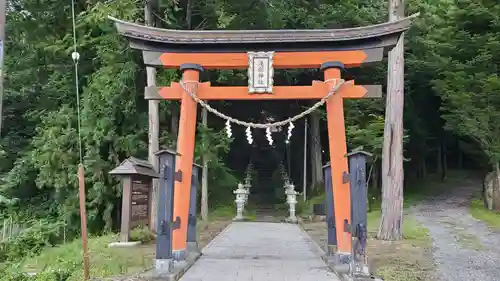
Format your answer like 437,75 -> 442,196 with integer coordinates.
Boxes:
323,62 -> 352,255
172,63 -> 203,260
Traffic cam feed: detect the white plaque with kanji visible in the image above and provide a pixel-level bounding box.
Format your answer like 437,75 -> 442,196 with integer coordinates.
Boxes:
248,51 -> 274,93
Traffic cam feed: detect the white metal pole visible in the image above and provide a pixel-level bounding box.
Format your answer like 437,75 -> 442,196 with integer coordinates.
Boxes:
303,118 -> 308,201
201,107 -> 209,222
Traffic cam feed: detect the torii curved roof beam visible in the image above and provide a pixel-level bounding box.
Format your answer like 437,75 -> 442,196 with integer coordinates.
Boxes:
108,14 -> 418,68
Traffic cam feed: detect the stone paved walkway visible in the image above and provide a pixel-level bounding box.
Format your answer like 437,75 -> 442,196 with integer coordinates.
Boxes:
180,222 -> 340,281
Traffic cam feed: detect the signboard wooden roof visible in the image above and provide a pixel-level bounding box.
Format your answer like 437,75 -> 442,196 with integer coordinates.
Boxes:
109,157 -> 159,178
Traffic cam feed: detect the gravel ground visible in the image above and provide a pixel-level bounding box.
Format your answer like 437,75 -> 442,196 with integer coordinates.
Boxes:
413,178 -> 500,281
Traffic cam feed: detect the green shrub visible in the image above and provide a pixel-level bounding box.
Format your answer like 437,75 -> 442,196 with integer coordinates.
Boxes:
0,220 -> 66,262
129,226 -> 155,243
297,193 -> 326,216
0,259 -> 79,281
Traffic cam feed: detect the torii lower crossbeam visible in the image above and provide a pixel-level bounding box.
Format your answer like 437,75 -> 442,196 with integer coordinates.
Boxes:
145,81 -> 381,100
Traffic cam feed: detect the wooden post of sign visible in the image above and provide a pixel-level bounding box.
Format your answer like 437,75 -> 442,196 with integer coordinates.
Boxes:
120,176 -> 133,242
323,62 -> 352,258
172,64 -> 202,260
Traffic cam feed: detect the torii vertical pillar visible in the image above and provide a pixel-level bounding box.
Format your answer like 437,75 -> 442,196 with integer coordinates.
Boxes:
322,62 -> 352,261
172,63 -> 203,260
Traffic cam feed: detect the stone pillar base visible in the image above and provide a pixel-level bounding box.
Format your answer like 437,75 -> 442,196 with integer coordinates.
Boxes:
326,244 -> 337,256
285,217 -> 298,224
187,241 -> 199,253
352,265 -> 371,277
325,252 -> 352,274
172,249 -> 188,261
155,258 -> 173,274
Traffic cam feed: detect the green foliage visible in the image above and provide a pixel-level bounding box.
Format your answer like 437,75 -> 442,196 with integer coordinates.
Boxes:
14,234 -> 152,281
195,124 -> 238,206
0,219 -> 67,262
129,226 -> 155,243
297,193 -> 326,217
408,0 -> 500,168
347,114 -> 385,158
470,199 -> 500,230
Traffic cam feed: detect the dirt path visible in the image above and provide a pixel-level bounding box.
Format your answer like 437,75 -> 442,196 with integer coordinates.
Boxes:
412,177 -> 500,281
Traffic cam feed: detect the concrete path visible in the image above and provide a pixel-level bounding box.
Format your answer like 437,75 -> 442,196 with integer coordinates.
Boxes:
180,222 -> 340,281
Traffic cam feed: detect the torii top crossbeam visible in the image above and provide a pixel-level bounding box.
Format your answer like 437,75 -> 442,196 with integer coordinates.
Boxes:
109,14 -> 416,263
109,15 -> 416,69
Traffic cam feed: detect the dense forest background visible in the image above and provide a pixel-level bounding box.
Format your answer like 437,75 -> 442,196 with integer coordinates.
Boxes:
0,0 -> 499,261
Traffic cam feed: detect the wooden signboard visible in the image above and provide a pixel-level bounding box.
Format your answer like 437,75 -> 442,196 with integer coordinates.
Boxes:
130,177 -> 150,228
109,157 -> 159,242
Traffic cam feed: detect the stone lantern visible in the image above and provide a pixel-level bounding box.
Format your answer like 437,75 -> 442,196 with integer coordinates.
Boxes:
233,183 -> 249,221
242,174 -> 252,205
284,182 -> 298,223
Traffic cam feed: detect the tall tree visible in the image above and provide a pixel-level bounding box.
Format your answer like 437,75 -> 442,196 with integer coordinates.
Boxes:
378,0 -> 405,240
145,0 -> 160,231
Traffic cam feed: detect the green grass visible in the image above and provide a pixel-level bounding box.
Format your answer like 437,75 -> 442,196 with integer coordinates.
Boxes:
208,203 -> 256,221
454,228 -> 485,250
366,210 -> 432,281
376,260 -> 432,281
366,209 -> 429,243
297,193 -> 326,216
470,199 -> 500,230
20,234 -> 153,280
208,205 -> 237,219
7,205 -> 240,281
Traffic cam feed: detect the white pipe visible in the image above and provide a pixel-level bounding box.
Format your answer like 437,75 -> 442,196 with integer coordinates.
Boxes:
303,118 -> 308,201
0,0 -> 6,134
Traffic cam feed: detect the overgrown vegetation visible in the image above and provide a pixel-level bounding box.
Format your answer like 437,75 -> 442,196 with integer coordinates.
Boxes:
129,226 -> 155,243
301,196 -> 432,281
0,206 -> 235,281
367,206 -> 432,281
470,199 -> 500,229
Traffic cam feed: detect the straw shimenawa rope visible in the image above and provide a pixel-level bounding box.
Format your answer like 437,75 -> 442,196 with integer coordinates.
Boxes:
179,79 -> 345,129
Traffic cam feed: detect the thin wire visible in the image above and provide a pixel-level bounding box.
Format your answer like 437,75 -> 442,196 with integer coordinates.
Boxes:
71,0 -> 83,163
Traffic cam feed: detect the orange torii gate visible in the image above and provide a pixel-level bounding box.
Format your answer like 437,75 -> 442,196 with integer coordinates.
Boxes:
110,14 -> 415,267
